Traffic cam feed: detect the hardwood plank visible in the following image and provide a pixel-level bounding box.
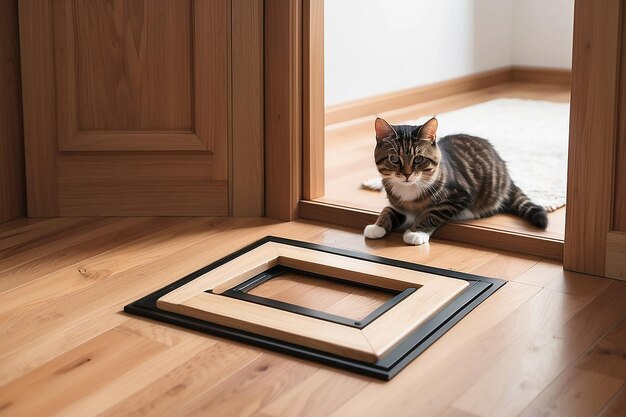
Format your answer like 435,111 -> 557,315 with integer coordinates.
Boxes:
0,218 -> 234,322
544,266 -> 613,297
0,0 -> 24,223
0,217 -> 131,274
468,252 -> 539,280
517,369 -> 623,417
0,311 -> 129,387
0,217 -> 89,251
576,317 -> 626,381
0,218 -> 175,293
0,219 -> 323,384
261,369 -> 369,417
598,385 -> 626,417
507,259 -> 612,298
0,328 -> 166,417
452,282 -> 626,417
328,287 -> 592,417
180,354 -> 319,417
250,274 -> 390,320
95,342 -> 261,417
0,217 -> 45,235
54,332 -> 213,417
512,260 -> 564,287
0,218 -> 623,416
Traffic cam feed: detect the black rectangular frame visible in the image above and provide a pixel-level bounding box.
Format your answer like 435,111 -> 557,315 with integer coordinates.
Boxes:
125,236 -> 505,380
218,264 -> 417,329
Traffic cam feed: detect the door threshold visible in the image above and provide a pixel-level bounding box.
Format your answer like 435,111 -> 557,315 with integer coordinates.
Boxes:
299,200 -> 563,261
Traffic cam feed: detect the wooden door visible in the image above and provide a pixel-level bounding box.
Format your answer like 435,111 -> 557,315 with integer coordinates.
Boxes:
19,0 -> 243,216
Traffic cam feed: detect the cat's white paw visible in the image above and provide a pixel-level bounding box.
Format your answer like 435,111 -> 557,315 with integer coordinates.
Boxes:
403,230 -> 430,245
361,177 -> 383,191
364,224 -> 387,239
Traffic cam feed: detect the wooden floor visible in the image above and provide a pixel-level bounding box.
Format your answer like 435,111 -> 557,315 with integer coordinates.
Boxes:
321,82 -> 570,241
0,216 -> 625,417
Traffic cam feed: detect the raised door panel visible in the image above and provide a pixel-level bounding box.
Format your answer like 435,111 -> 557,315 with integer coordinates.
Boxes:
19,0 -> 230,216
53,0 -> 226,153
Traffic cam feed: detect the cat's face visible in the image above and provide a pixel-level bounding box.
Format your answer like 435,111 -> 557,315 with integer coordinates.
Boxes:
374,117 -> 441,187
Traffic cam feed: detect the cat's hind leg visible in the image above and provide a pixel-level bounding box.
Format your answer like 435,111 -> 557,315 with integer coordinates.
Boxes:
364,206 -> 406,239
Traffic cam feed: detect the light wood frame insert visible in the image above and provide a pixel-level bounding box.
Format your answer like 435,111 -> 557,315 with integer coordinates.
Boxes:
157,241 -> 469,363
126,236 -> 505,379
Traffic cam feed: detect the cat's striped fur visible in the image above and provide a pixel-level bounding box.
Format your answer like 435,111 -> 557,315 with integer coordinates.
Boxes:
364,117 -> 548,245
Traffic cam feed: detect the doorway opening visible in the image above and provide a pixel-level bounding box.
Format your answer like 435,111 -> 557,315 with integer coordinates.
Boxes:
303,0 -> 574,256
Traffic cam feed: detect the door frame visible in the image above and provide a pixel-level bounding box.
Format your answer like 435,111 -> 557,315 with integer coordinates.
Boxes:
265,0 -> 625,274
564,0 -> 625,278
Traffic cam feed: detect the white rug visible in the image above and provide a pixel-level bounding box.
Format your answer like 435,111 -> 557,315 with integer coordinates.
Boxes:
366,98 -> 570,209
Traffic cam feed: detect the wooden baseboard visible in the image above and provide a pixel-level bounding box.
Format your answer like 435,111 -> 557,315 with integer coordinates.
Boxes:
325,66 -> 571,125
512,66 -> 571,86
299,200 -> 563,261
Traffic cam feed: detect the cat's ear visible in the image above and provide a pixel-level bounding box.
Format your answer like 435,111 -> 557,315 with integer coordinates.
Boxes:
375,118 -> 397,142
417,117 -> 438,143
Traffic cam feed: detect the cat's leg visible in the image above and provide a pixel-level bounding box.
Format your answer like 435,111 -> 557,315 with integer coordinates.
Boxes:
364,206 -> 406,239
404,192 -> 471,245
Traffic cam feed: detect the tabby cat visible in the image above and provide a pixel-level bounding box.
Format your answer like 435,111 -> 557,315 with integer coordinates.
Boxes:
364,117 -> 548,245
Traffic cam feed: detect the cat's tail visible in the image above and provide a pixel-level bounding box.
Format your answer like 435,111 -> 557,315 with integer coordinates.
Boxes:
506,185 -> 548,229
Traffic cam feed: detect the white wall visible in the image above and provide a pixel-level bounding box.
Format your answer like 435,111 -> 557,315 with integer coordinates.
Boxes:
325,0 -> 574,106
513,0 -> 574,68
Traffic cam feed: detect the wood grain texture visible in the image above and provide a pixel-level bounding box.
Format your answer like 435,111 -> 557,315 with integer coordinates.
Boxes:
0,0 -> 24,224
613,0 -> 626,235
300,200 -> 563,260
19,0 -> 230,216
606,231 -> 626,280
57,155 -> 228,216
564,0 -> 622,276
302,0 -> 325,200
512,67 -> 572,86
250,273 -> 392,321
232,0 -> 264,216
159,239 -> 467,362
18,0 -> 60,215
161,292 -> 379,363
72,0 -> 192,132
599,385 -> 626,417
53,0 -> 228,153
265,0 -> 302,220
0,217 -> 624,416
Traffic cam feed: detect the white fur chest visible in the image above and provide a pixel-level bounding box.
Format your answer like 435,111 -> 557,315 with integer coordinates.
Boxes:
389,182 -> 423,202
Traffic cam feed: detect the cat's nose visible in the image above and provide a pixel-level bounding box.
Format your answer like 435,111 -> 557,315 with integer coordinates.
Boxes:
403,173 -> 411,180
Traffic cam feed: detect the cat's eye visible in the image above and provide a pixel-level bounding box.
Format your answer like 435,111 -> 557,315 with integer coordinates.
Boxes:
388,155 -> 400,165
413,156 -> 425,165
